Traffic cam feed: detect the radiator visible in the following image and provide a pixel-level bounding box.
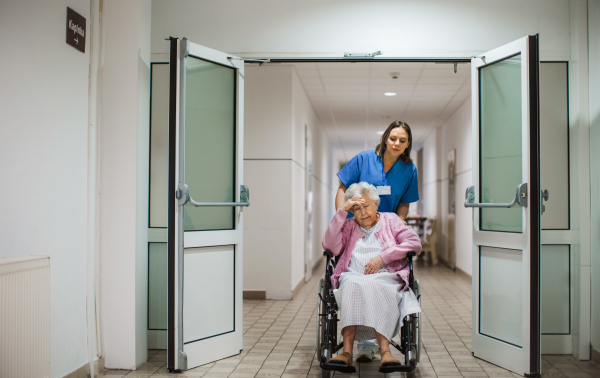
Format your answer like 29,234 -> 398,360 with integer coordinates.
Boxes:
0,256 -> 50,378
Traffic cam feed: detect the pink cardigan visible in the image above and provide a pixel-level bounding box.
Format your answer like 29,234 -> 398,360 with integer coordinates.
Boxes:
322,209 -> 422,290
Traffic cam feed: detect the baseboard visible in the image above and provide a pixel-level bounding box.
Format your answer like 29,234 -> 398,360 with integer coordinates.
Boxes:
292,277 -> 305,299
592,346 -> 600,365
455,266 -> 472,282
437,257 -> 455,271
63,357 -> 105,378
435,257 -> 471,283
97,358 -> 105,375
243,290 -> 266,300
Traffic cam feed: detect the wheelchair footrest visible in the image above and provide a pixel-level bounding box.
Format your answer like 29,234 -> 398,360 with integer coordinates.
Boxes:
378,360 -> 416,373
320,361 -> 357,374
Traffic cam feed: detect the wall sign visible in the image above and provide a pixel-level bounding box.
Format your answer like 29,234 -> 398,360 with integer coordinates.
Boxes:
66,7 -> 86,53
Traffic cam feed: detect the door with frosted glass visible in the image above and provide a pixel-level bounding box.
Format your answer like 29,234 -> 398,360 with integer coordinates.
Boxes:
167,38 -> 248,372
464,35 -> 540,376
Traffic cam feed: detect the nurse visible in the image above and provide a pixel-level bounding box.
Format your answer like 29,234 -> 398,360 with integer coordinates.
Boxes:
334,120 -> 419,362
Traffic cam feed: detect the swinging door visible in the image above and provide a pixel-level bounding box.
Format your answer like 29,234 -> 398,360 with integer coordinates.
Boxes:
466,35 -> 540,376
167,37 -> 248,371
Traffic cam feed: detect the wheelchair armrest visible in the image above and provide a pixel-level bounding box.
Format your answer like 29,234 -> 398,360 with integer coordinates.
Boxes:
323,250 -> 339,268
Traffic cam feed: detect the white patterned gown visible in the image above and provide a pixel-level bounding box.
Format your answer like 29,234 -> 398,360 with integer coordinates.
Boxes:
332,221 -> 404,341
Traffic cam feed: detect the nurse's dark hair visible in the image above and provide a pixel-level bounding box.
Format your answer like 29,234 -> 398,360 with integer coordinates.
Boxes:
375,120 -> 413,164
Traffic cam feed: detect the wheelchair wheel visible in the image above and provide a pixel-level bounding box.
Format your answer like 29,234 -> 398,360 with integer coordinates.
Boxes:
317,279 -> 333,378
414,279 -> 421,363
316,278 -> 323,357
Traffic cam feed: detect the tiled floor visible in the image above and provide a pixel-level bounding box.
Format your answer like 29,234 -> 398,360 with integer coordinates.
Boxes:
100,263 -> 600,378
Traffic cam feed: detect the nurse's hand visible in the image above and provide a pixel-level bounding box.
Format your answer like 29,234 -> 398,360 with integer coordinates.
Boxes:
364,255 -> 384,275
341,197 -> 365,212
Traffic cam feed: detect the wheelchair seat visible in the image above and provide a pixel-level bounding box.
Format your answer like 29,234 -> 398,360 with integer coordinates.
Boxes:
316,250 -> 421,378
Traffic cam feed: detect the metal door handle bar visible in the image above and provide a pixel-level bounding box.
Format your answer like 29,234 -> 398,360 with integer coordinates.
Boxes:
464,183 -> 527,208
177,184 -> 250,207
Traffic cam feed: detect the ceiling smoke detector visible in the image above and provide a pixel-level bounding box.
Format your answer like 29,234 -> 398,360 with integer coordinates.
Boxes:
391,72 -> 400,79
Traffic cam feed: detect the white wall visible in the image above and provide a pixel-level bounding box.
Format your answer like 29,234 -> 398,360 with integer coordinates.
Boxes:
588,0 -> 600,358
243,65 -> 295,299
0,1 -> 91,376
420,98 -> 472,274
99,0 -> 151,369
291,69 -> 332,282
569,0 -> 592,360
439,99 -> 473,275
243,65 -> 331,299
150,0 -> 570,61
421,129 -> 441,220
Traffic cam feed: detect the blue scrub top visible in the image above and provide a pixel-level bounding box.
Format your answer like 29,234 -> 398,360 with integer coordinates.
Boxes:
337,150 -> 419,215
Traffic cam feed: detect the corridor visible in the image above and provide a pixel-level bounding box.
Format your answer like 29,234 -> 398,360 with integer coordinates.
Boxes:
100,264 -> 600,378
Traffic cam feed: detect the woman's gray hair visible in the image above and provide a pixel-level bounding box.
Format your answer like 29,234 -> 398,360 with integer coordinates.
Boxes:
344,182 -> 380,205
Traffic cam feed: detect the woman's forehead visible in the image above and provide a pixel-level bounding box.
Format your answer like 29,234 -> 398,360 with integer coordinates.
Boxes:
352,194 -> 374,204
389,127 -> 408,138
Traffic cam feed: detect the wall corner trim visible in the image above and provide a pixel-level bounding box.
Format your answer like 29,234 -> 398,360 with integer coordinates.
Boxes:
243,290 -> 266,300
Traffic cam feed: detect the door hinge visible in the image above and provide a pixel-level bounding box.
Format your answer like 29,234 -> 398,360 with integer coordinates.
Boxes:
178,350 -> 187,370
180,38 -> 189,59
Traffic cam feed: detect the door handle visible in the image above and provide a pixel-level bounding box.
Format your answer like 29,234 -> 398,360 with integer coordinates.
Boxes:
176,184 -> 250,207
464,183 -> 527,208
541,189 -> 549,214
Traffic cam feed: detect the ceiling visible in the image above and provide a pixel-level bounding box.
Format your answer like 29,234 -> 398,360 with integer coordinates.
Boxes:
282,61 -> 470,161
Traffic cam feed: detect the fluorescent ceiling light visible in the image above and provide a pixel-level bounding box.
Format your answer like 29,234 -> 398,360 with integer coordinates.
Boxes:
377,131 -> 384,135
384,92 -> 397,96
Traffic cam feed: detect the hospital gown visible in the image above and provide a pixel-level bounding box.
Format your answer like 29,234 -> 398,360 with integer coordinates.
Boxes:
333,221 -> 405,341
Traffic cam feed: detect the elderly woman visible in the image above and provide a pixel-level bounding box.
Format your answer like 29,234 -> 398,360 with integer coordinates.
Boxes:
322,182 -> 422,368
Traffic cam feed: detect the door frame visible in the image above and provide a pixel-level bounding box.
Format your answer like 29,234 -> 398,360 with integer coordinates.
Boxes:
145,50 -> 579,362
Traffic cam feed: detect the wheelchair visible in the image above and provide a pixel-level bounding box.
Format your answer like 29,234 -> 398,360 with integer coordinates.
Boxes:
316,250 -> 421,378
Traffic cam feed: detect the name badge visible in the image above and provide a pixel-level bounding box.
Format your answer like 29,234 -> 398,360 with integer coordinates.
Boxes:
376,186 -> 391,195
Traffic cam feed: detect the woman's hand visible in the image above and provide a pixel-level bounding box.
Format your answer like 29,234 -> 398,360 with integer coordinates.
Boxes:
341,196 -> 365,212
364,255 -> 385,275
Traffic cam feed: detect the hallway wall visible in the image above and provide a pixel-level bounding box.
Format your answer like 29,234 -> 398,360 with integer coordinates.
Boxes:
421,99 -> 472,275
244,65 -> 331,299
438,99 -> 473,275
99,0 -> 152,369
0,1 -> 91,377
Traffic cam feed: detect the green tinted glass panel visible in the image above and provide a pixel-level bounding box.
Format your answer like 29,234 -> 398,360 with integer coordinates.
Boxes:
541,245 -> 570,334
184,57 -> 236,231
479,54 -> 523,232
148,243 -> 168,330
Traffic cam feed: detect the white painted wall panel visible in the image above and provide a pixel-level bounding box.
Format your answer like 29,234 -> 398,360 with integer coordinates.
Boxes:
150,0 -> 570,60
243,160 -> 293,299
244,66 -> 293,159
100,0 -> 151,368
0,1 -> 90,376
440,98 -> 472,273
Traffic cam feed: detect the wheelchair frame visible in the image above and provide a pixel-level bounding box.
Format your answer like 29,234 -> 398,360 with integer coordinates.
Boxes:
317,250 -> 421,377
